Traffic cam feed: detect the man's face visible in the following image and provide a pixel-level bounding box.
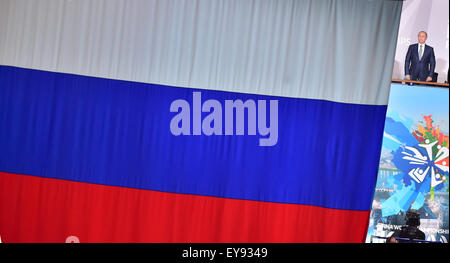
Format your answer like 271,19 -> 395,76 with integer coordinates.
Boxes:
418,32 -> 427,44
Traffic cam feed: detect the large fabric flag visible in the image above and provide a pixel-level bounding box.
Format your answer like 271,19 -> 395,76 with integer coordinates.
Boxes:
0,0 -> 402,242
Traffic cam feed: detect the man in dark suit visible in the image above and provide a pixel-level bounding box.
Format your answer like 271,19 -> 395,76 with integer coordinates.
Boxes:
405,31 -> 436,82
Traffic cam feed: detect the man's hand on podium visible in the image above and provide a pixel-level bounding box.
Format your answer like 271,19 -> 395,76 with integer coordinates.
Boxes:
405,75 -> 411,80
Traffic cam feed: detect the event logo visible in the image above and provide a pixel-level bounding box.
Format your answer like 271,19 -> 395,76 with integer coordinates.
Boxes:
169,92 -> 278,146
377,114 -> 449,219
393,115 -> 449,198
380,114 -> 449,217
402,139 -> 448,188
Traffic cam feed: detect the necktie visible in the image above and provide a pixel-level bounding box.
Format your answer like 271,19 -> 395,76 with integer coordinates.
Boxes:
419,45 -> 423,60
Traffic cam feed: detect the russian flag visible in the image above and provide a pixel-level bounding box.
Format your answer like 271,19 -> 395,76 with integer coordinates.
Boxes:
0,0 -> 402,242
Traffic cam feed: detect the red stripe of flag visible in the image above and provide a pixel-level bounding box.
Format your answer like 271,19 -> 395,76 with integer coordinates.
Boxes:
0,172 -> 369,243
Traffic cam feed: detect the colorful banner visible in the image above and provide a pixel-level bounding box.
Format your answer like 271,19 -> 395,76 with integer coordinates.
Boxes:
366,83 -> 449,243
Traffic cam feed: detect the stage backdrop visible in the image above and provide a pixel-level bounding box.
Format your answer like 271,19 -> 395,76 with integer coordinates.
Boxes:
0,0 -> 402,242
366,83 -> 449,243
392,0 -> 449,83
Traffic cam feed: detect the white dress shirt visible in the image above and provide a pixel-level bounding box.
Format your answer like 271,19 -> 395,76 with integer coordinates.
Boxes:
418,43 -> 425,60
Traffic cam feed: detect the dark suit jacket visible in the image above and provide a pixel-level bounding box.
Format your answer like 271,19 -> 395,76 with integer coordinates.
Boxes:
405,43 -> 436,81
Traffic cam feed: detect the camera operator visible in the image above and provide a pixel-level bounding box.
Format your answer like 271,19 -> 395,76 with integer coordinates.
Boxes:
386,209 -> 426,243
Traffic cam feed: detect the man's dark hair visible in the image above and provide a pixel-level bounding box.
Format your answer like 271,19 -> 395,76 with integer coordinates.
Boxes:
418,31 -> 428,37
405,209 -> 420,227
